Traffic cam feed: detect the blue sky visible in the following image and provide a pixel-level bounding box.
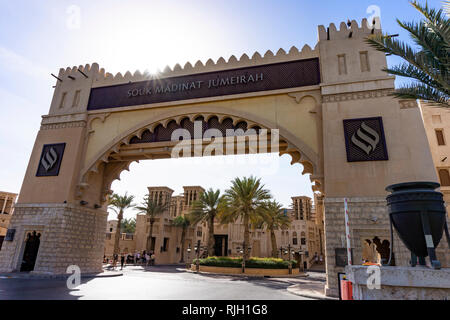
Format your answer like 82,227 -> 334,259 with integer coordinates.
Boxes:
0,0 -> 444,219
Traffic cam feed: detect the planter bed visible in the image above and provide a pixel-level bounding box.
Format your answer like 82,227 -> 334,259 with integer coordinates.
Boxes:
190,264 -> 300,276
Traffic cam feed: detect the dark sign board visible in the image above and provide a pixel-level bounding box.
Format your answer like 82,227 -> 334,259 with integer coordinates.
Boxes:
36,143 -> 66,177
87,58 -> 321,111
5,228 -> 15,241
335,248 -> 353,267
343,117 -> 388,162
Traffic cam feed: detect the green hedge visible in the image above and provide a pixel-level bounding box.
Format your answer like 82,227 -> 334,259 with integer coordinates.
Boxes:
193,256 -> 297,269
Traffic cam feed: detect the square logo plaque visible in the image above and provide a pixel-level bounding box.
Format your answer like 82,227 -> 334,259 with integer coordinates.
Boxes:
343,117 -> 388,162
36,143 -> 66,177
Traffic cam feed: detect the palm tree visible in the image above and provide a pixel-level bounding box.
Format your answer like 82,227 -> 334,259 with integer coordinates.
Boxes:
260,201 -> 291,258
366,0 -> 449,107
172,215 -> 190,263
219,176 -> 272,260
135,194 -> 168,253
108,193 -> 135,256
189,188 -> 222,256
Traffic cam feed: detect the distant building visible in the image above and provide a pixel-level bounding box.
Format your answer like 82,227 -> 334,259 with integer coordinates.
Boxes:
421,103 -> 450,214
129,185 -> 324,268
0,191 -> 18,250
104,219 -> 136,258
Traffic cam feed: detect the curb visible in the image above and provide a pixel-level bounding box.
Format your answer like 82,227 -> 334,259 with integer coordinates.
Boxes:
185,269 -> 308,279
0,271 -> 123,280
286,285 -> 338,301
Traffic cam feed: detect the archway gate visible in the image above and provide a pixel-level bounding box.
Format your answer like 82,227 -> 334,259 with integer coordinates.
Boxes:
0,19 -> 441,297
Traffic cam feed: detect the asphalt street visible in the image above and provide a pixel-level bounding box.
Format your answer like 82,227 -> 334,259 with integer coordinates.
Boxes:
0,265 -> 311,300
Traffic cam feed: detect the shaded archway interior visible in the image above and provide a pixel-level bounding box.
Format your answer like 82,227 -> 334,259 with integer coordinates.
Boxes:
78,114 -> 322,204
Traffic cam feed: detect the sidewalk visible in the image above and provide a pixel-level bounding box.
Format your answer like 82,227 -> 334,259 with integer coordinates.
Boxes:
0,266 -> 123,280
269,273 -> 338,300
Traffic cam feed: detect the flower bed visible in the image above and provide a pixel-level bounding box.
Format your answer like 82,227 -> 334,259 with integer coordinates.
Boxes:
193,256 -> 297,269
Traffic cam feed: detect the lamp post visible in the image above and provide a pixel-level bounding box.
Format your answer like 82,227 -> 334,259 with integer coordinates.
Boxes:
186,244 -> 192,270
195,240 -> 201,272
287,244 -> 293,274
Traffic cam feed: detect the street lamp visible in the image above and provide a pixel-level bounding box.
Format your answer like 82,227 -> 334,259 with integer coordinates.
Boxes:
194,240 -> 201,272
186,244 -> 192,269
287,244 -> 293,274
281,244 -> 293,274
239,241 -> 252,273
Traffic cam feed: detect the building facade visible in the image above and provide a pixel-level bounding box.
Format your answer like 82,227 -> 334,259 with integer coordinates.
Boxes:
103,219 -> 136,258
0,192 -> 18,250
130,185 -> 324,268
421,103 -> 450,214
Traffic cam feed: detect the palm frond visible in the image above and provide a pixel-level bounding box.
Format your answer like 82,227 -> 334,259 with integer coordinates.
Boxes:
393,83 -> 450,107
365,0 -> 450,108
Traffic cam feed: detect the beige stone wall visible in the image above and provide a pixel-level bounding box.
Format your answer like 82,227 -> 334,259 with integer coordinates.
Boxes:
0,203 -> 107,274
420,104 -> 450,214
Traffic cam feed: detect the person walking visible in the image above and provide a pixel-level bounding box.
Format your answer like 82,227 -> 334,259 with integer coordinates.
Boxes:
113,253 -> 118,270
151,252 -> 155,266
120,254 -> 125,270
145,252 -> 150,266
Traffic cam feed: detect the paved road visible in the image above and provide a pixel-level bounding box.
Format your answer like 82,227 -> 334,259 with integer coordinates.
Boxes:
0,266 -> 310,300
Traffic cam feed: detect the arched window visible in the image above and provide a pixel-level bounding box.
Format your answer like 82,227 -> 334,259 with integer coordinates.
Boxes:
292,232 -> 298,245
300,231 -> 306,245
439,169 -> 450,186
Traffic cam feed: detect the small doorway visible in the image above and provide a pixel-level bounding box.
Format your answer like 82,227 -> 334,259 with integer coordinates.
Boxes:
20,231 -> 41,272
214,235 -> 228,256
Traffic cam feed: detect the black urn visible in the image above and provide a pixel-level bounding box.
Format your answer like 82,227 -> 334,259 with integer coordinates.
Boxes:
386,181 -> 448,268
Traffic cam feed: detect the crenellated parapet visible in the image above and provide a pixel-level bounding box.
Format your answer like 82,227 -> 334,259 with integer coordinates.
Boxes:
54,44 -> 318,90
318,18 -> 381,41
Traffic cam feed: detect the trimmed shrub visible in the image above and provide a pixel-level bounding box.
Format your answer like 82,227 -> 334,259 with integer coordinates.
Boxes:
193,256 -> 297,269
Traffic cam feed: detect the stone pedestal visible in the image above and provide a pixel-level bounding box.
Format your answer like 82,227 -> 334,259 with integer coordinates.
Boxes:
345,265 -> 450,300
0,203 -> 107,275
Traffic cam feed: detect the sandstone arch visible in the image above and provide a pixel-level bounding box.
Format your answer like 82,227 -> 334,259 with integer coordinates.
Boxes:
78,110 -> 323,205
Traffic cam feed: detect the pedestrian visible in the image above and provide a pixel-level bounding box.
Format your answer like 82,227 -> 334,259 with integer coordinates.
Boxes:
113,253 -> 118,269
314,252 -> 319,265
120,254 -> 125,270
319,254 -> 323,264
145,252 -> 150,266
151,252 -> 155,266
136,252 -> 140,264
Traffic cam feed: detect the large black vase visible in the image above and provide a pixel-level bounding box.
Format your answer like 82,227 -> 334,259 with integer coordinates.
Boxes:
386,182 -> 446,258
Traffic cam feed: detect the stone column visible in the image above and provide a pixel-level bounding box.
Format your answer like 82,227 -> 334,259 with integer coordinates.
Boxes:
0,203 -> 107,275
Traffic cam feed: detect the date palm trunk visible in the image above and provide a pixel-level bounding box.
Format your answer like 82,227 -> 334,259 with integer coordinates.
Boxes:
207,215 -> 215,257
179,226 -> 186,263
243,215 -> 250,261
146,220 -> 154,253
113,209 -> 123,255
270,228 -> 278,258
